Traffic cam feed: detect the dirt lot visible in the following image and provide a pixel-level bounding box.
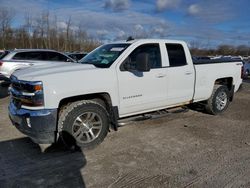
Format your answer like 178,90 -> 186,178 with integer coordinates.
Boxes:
0,80 -> 250,188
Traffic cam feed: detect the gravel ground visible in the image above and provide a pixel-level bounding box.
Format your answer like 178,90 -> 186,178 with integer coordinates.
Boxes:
0,80 -> 250,188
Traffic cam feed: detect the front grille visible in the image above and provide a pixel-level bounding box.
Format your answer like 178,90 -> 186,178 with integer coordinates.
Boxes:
12,82 -> 22,91
10,76 -> 23,105
12,98 -> 22,108
9,86 -> 24,108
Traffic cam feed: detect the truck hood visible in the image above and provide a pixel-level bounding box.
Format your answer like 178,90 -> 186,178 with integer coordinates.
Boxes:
13,62 -> 96,81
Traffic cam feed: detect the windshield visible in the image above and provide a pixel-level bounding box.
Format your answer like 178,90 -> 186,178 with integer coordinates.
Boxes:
0,50 -> 10,59
79,43 -> 130,68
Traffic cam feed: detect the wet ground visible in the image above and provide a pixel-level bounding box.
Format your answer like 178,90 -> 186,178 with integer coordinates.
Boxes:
0,80 -> 250,187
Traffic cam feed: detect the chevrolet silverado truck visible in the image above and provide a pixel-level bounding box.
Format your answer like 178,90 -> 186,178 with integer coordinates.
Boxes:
8,39 -> 243,149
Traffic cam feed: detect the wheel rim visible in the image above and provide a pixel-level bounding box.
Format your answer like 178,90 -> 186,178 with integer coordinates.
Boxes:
215,91 -> 227,110
72,112 -> 103,144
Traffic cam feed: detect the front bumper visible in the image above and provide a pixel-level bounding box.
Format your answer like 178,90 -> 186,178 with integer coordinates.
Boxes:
9,101 -> 58,144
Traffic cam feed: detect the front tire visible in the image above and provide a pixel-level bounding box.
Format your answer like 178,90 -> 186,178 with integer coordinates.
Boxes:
58,100 -> 109,150
205,85 -> 230,115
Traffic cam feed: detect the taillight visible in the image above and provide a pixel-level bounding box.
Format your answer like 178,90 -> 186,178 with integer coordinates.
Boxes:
0,61 -> 3,67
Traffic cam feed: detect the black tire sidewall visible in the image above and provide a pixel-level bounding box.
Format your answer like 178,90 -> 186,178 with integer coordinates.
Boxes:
61,102 -> 109,149
211,86 -> 230,114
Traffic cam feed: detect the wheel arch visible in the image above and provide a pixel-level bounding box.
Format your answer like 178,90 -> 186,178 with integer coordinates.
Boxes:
215,77 -> 233,90
58,92 -> 119,131
214,77 -> 234,101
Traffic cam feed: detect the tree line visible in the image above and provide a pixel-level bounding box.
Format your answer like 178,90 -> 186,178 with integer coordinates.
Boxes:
191,44 -> 250,57
0,8 -> 100,52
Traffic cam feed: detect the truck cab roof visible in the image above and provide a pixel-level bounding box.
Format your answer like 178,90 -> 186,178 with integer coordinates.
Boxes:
114,38 -> 186,45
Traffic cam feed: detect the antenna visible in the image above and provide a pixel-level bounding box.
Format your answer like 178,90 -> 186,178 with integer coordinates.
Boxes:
126,36 -> 134,42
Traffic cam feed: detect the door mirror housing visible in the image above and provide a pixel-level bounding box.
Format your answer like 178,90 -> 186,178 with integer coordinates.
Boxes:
136,53 -> 150,72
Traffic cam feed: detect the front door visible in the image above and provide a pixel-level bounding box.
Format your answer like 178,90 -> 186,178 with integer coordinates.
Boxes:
117,43 -> 168,117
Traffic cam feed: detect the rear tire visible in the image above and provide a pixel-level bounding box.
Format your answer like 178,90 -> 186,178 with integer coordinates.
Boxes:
205,85 -> 230,115
58,100 -> 109,150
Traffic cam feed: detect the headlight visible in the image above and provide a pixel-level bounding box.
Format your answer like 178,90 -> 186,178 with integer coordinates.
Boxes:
19,82 -> 44,107
10,76 -> 44,107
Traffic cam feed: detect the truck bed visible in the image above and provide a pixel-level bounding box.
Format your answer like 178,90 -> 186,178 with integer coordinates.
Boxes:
193,60 -> 242,102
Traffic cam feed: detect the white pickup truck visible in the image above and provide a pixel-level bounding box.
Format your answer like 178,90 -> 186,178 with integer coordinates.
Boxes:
9,39 -> 243,149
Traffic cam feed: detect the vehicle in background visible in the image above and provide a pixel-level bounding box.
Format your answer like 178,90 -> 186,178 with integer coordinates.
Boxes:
225,56 -> 249,79
192,56 -> 210,61
8,39 -> 243,150
243,61 -> 250,78
66,52 -> 88,61
0,50 -> 10,59
0,49 -> 75,79
0,50 -> 4,57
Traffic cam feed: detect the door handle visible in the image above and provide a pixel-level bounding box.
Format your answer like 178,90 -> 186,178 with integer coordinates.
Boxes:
185,72 -> 192,75
156,73 -> 166,78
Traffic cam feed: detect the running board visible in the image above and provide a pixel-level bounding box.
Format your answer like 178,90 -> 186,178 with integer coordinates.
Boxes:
118,107 -> 189,127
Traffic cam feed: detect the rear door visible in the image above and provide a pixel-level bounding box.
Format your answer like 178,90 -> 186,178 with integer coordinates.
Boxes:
117,43 -> 168,116
165,43 -> 195,105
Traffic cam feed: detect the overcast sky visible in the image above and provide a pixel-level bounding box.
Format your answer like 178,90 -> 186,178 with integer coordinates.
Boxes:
1,0 -> 250,47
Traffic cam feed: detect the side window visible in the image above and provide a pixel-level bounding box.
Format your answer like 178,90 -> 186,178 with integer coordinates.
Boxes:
46,52 -> 68,62
128,44 -> 162,69
12,52 -> 27,60
166,44 -> 187,67
13,52 -> 44,60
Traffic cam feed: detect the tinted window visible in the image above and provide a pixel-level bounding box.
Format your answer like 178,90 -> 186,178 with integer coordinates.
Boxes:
129,44 -> 162,69
45,52 -> 69,62
166,44 -> 187,67
13,51 -> 44,60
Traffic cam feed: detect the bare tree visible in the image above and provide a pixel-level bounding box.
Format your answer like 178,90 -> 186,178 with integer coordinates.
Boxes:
65,16 -> 72,51
0,11 -> 102,52
23,13 -> 34,48
217,45 -> 236,55
0,7 -> 14,48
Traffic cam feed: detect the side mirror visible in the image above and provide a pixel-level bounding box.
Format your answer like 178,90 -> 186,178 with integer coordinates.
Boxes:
136,53 -> 150,72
